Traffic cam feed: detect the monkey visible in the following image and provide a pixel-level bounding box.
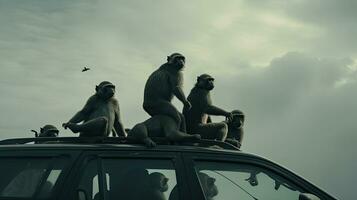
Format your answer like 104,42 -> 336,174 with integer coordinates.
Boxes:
198,172 -> 219,200
183,74 -> 233,141
146,172 -> 169,200
128,114 -> 201,147
62,81 -> 126,137
225,109 -> 245,148
31,124 -> 59,138
143,53 -> 191,132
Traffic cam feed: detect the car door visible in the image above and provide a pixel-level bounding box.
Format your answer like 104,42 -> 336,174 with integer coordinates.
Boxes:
62,148 -> 193,200
182,151 -> 337,200
0,148 -> 78,200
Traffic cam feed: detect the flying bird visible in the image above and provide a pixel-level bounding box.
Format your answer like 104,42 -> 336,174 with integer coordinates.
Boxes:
82,67 -> 90,72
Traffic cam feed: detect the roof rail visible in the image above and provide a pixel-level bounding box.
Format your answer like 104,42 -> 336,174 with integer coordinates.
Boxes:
0,137 -> 240,151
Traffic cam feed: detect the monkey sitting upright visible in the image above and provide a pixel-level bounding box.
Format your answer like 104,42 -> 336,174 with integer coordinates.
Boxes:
183,74 -> 232,141
143,53 -> 191,132
62,81 -> 126,137
225,109 -> 245,148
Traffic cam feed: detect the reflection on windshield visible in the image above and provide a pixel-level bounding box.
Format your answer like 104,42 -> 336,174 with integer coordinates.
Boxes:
196,162 -> 303,200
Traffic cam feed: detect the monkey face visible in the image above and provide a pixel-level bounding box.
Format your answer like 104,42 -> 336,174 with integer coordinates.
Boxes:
229,110 -> 245,128
197,75 -> 215,90
205,77 -> 215,90
231,114 -> 244,128
149,172 -> 169,192
98,85 -> 115,99
39,125 -> 59,137
160,177 -> 169,192
199,173 -> 219,199
168,54 -> 185,70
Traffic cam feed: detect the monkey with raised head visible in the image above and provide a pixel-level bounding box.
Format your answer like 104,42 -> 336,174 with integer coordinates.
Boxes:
225,109 -> 245,148
143,53 -> 191,132
183,74 -> 232,141
62,81 -> 126,137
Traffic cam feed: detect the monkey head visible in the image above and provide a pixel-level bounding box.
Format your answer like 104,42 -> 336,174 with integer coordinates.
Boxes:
96,81 -> 115,100
39,125 -> 59,137
149,172 -> 169,192
231,110 -> 245,129
196,74 -> 215,91
198,172 -> 218,199
167,53 -> 185,70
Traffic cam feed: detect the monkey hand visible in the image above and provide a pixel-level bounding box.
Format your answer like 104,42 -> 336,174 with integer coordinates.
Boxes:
62,123 -> 69,129
225,112 -> 234,121
183,100 -> 192,110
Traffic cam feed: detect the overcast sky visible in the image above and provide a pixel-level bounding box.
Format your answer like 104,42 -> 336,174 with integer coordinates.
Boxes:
0,0 -> 356,199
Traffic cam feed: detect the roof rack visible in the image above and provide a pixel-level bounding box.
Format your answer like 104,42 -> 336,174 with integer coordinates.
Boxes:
0,137 -> 240,151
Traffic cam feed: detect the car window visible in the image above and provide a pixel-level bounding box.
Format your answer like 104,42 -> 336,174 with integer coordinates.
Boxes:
76,158 -> 178,200
0,156 -> 68,198
194,161 -> 310,200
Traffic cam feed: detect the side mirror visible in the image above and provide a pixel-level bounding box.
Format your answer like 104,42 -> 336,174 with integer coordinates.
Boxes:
299,193 -> 321,200
77,189 -> 88,200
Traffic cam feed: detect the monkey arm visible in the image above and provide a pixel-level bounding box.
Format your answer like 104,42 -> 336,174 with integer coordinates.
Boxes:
67,96 -> 95,123
113,103 -> 127,137
205,105 -> 230,117
170,71 -> 190,105
173,87 -> 189,104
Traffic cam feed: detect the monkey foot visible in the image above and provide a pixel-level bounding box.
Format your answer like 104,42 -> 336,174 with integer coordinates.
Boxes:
143,138 -> 157,148
66,123 -> 81,133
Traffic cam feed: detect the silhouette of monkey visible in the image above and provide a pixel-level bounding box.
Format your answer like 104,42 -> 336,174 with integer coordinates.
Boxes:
63,81 -> 126,137
143,53 -> 191,132
183,74 -> 232,141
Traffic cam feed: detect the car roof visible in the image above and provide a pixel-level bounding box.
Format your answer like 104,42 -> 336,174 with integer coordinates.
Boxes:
0,136 -> 259,157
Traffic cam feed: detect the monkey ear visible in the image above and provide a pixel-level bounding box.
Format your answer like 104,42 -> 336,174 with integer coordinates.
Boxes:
197,76 -> 200,82
95,85 -> 99,92
167,56 -> 170,62
40,128 -> 44,133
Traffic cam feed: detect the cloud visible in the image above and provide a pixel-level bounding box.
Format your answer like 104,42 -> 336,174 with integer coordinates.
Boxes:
209,52 -> 356,199
0,1 -> 356,199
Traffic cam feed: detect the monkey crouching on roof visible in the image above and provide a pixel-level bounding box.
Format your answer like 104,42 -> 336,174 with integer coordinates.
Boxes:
62,81 -> 127,137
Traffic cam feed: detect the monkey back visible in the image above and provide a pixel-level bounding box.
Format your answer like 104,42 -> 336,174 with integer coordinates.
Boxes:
144,66 -> 174,105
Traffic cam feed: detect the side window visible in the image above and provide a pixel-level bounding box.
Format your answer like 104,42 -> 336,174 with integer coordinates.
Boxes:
77,159 -> 100,200
102,159 -> 178,200
0,156 -> 68,198
194,161 -> 311,200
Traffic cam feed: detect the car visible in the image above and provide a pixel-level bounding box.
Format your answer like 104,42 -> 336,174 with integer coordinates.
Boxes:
0,137 -> 337,200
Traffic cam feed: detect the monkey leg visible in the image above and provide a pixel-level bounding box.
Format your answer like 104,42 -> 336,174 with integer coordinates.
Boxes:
178,113 -> 187,133
161,117 -> 201,142
144,101 -> 182,126
128,122 -> 156,147
195,122 -> 228,141
76,117 -> 109,136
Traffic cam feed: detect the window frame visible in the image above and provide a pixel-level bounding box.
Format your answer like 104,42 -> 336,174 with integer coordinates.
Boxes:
63,149 -> 193,200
